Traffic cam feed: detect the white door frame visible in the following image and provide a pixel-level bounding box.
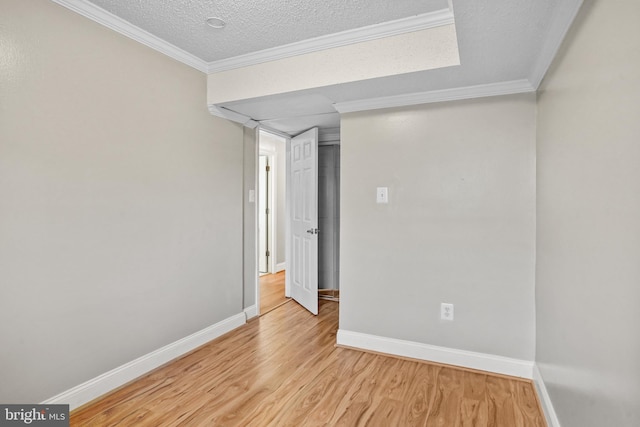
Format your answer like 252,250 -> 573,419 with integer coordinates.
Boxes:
258,150 -> 276,274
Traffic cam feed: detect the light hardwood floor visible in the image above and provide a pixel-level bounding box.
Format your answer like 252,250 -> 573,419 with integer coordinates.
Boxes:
71,300 -> 546,426
259,270 -> 289,314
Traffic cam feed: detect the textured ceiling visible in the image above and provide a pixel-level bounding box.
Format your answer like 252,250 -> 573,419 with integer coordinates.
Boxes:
88,0 -> 448,62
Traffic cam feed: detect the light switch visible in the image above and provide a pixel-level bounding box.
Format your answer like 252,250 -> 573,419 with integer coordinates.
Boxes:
376,187 -> 388,204
248,189 -> 255,203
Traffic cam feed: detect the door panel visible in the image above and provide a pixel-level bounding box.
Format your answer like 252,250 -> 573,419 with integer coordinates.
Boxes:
288,128 -> 319,315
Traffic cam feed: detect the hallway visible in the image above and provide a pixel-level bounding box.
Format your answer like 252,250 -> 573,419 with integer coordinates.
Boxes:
259,271 -> 289,315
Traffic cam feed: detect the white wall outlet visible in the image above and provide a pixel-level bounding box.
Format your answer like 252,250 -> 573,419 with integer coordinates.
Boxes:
441,303 -> 454,321
376,187 -> 388,204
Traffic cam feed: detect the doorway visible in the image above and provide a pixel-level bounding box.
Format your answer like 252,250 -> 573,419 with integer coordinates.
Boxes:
255,128 -> 340,316
318,142 -> 340,301
258,130 -> 289,314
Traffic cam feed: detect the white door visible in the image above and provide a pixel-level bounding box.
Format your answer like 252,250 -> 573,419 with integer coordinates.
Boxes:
288,128 -> 319,315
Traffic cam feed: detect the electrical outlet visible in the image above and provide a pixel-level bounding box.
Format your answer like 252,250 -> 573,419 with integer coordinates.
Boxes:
441,303 -> 454,321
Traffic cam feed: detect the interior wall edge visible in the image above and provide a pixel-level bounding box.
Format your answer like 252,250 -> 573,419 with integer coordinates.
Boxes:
532,364 -> 562,427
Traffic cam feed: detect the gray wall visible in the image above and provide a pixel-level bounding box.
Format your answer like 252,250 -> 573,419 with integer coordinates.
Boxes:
536,1 -> 640,425
0,0 -> 243,403
340,94 -> 536,360
318,144 -> 340,290
243,128 -> 257,308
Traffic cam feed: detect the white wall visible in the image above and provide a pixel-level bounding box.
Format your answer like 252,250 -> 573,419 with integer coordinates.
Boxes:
340,94 -> 536,360
536,0 -> 640,425
0,0 -> 243,403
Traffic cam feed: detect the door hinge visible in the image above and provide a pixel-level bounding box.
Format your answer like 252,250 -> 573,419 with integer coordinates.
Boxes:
266,165 -> 271,172
266,250 -> 270,257
266,208 -> 270,214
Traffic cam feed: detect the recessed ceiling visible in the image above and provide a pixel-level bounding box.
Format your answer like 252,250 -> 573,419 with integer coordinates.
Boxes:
86,0 -> 448,62
56,0 -> 582,136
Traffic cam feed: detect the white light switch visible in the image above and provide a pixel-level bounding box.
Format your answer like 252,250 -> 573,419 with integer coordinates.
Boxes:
248,189 -> 255,203
376,187 -> 388,204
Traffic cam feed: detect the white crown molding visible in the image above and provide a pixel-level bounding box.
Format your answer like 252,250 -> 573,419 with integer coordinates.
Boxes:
258,124 -> 293,139
207,9 -> 454,73
42,312 -> 246,410
529,0 -> 584,89
51,0 -> 208,73
337,329 -> 534,379
208,105 -> 259,128
533,364 -> 562,427
334,79 -> 536,113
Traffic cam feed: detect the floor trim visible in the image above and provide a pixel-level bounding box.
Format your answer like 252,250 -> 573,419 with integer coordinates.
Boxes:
533,364 -> 562,427
244,304 -> 258,320
42,312 -> 246,410
336,329 -> 534,379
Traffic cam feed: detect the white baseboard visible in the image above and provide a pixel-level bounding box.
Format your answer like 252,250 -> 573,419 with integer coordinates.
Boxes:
42,312 -> 247,410
274,262 -> 286,273
336,329 -> 534,379
244,304 -> 258,320
533,364 -> 561,427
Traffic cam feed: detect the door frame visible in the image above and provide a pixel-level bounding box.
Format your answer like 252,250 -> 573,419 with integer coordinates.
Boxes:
258,150 -> 276,274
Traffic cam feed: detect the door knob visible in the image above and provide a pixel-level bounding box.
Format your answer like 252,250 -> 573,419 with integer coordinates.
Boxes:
306,228 -> 320,234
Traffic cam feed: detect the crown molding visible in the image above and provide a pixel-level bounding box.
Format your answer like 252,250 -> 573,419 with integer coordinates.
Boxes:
258,125 -> 292,139
208,105 -> 259,128
51,0 -> 208,73
333,79 -> 536,113
213,79 -> 536,129
206,9 -> 454,73
529,0 -> 584,89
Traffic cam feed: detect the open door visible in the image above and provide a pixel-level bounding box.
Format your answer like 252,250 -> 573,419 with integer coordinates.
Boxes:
288,128 -> 319,315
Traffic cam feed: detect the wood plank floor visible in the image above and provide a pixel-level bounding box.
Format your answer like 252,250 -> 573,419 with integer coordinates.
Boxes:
70,300 -> 546,426
259,271 -> 289,314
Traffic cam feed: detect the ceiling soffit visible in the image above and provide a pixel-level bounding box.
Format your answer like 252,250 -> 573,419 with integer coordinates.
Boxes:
50,0 -> 585,135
